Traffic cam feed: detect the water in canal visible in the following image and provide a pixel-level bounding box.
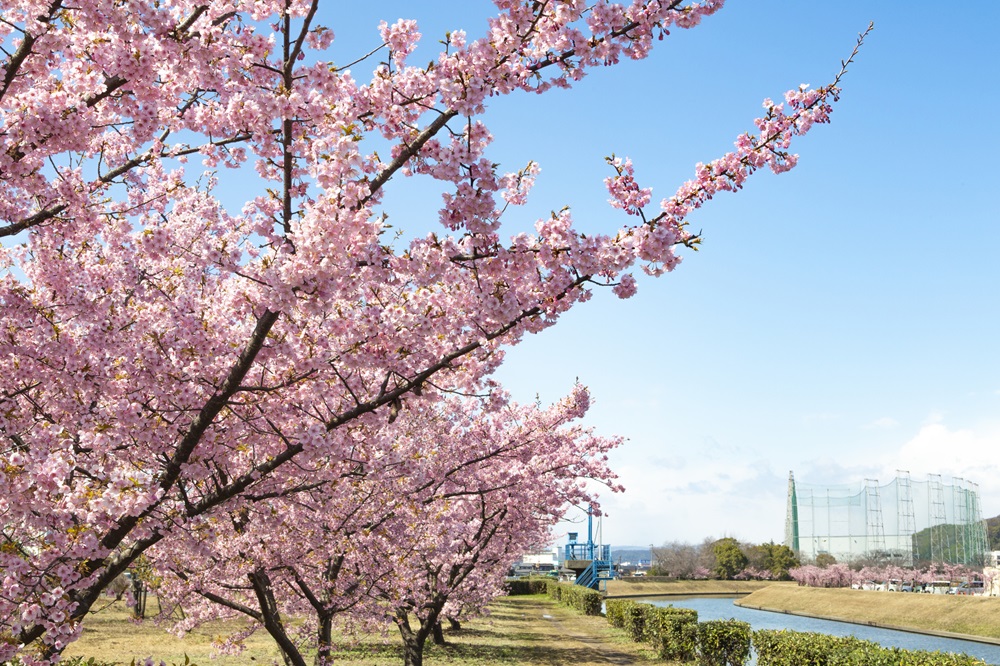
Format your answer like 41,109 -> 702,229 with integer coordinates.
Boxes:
640,596 -> 1000,665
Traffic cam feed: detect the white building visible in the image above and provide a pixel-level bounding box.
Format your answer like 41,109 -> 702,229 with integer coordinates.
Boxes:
520,547 -> 560,567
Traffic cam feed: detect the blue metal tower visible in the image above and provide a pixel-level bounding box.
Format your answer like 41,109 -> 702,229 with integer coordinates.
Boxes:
563,510 -> 614,590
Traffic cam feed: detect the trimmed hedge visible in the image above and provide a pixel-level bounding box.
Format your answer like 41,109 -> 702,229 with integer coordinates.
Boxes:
544,581 -> 603,616
505,578 -> 550,596
752,629 -> 988,666
623,600 -> 648,642
605,598 -> 632,629
753,630 -> 864,666
651,607 -> 700,662
606,607 -> 989,666
697,619 -> 751,666
604,600 -> 701,662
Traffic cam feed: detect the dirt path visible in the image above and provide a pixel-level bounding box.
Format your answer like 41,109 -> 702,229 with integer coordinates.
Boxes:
447,595 -> 656,665
532,609 -> 641,664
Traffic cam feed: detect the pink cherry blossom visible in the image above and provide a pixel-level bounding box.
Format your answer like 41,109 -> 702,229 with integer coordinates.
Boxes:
0,2 -> 867,662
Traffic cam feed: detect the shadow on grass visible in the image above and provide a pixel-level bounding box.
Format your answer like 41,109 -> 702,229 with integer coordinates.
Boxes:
446,626 -> 549,643
332,642 -> 405,660
477,611 -> 535,622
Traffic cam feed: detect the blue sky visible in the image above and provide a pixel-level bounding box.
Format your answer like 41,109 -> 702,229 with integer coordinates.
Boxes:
323,1 -> 1000,547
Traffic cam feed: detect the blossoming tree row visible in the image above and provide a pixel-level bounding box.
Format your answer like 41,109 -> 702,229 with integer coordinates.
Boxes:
789,562 -> 990,591
0,0 -> 862,662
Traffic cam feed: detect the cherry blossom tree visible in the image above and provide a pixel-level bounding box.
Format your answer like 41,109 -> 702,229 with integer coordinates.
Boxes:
379,392 -> 621,666
789,562 -> 985,590
152,386 -> 619,666
0,0 -> 863,661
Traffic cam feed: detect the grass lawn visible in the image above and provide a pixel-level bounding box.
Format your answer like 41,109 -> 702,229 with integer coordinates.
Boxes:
61,598 -> 285,665
605,578 -> 787,597
738,586 -> 1000,641
63,595 -> 661,665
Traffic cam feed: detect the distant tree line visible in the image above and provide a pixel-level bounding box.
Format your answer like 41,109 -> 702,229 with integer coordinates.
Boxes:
987,514 -> 1000,551
650,538 -> 799,581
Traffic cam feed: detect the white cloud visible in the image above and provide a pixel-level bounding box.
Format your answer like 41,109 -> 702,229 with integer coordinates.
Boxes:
598,445 -> 785,546
886,421 -> 1000,516
923,410 -> 946,425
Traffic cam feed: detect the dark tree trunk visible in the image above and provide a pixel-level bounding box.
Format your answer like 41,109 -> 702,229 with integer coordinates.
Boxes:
447,617 -> 461,631
316,613 -> 334,666
431,621 -> 445,645
403,636 -> 425,666
249,569 -> 307,666
131,577 -> 147,619
395,608 -> 438,666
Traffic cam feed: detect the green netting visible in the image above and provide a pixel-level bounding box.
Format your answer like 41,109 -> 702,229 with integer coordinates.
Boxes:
785,474 -> 989,565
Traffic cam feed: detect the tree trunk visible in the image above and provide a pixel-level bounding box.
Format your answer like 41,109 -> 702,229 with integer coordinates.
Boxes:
402,637 -> 424,666
395,608 -> 435,666
249,569 -> 307,666
131,577 -> 147,619
431,621 -> 445,645
447,617 -> 461,631
315,613 -> 334,666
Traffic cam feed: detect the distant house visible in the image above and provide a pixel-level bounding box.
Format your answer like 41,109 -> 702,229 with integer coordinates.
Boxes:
520,547 -> 560,568
509,546 -> 562,577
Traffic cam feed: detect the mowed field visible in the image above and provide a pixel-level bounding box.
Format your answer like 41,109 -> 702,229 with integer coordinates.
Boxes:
737,586 -> 1000,641
61,599 -> 284,665
62,595 -> 662,665
605,578 -> 786,598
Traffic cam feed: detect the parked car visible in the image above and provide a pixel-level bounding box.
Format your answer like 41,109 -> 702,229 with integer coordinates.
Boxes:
954,581 -> 985,596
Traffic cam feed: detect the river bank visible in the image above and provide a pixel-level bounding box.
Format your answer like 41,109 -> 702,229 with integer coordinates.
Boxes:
736,586 -> 1000,645
605,578 -> 785,598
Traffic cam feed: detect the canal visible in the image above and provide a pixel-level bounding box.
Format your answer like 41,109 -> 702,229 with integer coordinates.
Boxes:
639,595 -> 1000,665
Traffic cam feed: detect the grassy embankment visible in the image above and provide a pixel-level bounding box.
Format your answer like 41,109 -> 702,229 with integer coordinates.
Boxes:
605,577 -> 785,597
737,586 -> 1000,643
63,595 -> 661,665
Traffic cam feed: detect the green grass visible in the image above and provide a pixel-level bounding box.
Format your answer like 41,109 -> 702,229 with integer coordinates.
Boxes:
61,595 -> 661,666
605,578 -> 786,597
61,599 -> 285,665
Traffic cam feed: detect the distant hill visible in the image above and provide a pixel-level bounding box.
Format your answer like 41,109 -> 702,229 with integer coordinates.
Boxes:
987,514 -> 1000,551
911,519 -> 994,562
611,546 -> 653,566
